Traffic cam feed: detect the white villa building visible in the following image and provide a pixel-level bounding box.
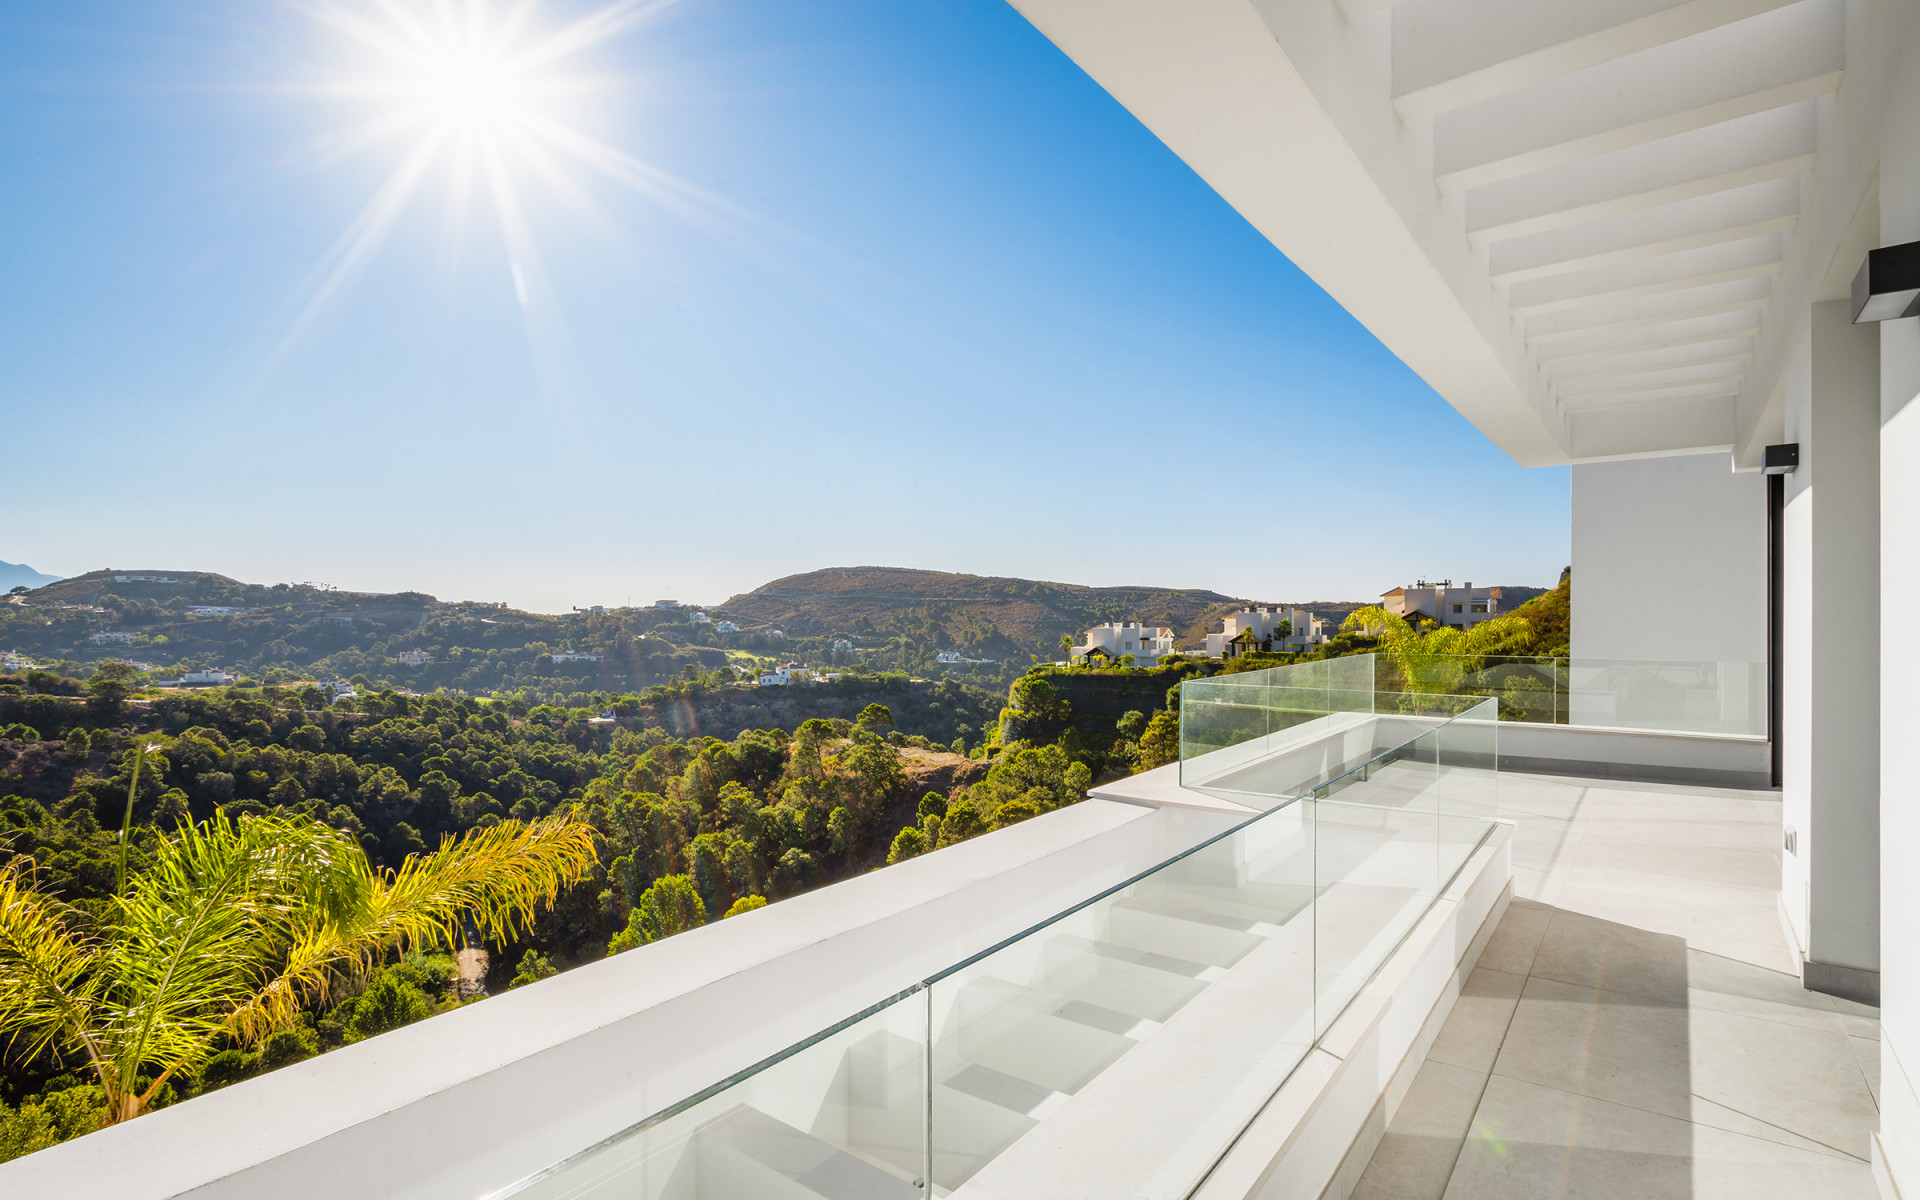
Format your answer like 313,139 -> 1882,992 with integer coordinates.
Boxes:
1381,580 -> 1541,631
186,605 -> 249,616
394,650 -> 432,667
832,637 -> 855,653
1072,620 -> 1176,665
178,669 -> 236,686
548,651 -> 603,664
757,662 -> 813,686
13,4 -> 1920,1200
716,620 -> 741,634
1204,606 -> 1334,657
88,631 -> 136,645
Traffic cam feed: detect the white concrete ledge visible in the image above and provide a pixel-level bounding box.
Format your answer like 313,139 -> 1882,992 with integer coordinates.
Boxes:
1191,824 -> 1514,1200
1496,720 -> 1771,787
0,799 -> 1243,1200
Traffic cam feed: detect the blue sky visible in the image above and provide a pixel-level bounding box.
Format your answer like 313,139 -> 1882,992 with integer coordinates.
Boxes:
0,0 -> 1569,612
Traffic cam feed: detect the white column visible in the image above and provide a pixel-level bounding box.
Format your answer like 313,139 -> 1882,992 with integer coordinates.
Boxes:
1779,301 -> 1881,1003
1879,54 -> 1920,1192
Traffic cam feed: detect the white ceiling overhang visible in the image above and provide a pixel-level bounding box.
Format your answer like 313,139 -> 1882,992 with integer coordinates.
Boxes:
1008,0 -> 1897,468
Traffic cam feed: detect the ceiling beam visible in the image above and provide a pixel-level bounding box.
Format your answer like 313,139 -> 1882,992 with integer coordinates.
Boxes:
1558,373 -> 1749,402
1525,295 -> 1772,345
1437,71 -> 1841,194
1536,327 -> 1760,365
1549,347 -> 1754,383
1469,154 -> 1815,245
1394,0 -> 1804,121
1490,215 -> 1797,284
1511,262 -> 1782,318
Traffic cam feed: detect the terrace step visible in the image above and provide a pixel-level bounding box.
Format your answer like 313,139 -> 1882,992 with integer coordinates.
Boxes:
691,1106 -> 921,1200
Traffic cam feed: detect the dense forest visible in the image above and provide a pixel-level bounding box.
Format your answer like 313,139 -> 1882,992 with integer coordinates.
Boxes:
0,656 -> 1179,1160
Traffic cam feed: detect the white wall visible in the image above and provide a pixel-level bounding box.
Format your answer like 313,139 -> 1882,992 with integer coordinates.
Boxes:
1570,454 -> 1766,664
1878,12 -> 1920,1188
1779,301 -> 1881,986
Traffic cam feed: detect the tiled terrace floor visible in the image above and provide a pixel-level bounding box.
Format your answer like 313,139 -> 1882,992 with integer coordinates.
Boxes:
1350,771 -> 1881,1200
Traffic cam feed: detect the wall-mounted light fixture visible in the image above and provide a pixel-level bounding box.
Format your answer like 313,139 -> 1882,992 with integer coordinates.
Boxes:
1852,240 -> 1920,322
1764,441 -> 1798,787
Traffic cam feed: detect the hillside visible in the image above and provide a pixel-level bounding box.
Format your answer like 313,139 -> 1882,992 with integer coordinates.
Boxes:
721,566 -> 1369,669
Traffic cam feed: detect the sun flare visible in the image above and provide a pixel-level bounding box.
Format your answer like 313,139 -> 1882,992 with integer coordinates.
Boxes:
274,0 -> 718,392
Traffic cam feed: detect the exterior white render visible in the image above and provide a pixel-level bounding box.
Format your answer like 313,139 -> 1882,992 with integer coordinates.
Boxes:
1005,0 -> 1918,1190
1202,606 -> 1329,656
1072,620 -> 1175,664
1381,581 -> 1536,630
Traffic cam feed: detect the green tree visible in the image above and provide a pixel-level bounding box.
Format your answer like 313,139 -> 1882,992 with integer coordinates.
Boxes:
1135,710 -> 1181,771
509,950 -> 558,989
854,703 -> 894,732
345,974 -> 432,1042
936,799 -> 986,848
1338,607 -> 1533,696
0,813 -> 596,1126
85,665 -> 135,722
887,827 -> 928,864
607,874 -> 706,954
722,895 -> 767,918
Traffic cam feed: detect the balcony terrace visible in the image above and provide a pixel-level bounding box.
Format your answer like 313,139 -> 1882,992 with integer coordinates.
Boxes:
2,655 -> 1870,1200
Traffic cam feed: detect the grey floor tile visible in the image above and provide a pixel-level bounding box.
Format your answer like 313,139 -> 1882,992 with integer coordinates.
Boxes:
1530,909 -> 1690,1004
1852,1035 -> 1880,1109
1492,976 -> 1692,1122
1427,968 -> 1526,1074
1476,903 -> 1553,976
1688,1001 -> 1879,1159
1442,1074 -> 1693,1200
1350,1059 -> 1486,1200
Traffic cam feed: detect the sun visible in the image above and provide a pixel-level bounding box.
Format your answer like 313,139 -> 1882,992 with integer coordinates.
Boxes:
271,0 -> 722,403
422,48 -> 515,126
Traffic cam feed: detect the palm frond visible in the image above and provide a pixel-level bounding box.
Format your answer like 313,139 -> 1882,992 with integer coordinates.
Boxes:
101,815 -> 365,1093
361,817 -> 599,954
0,859 -> 105,1073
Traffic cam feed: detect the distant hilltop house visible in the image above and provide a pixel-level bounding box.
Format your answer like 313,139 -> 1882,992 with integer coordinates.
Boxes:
587,710 -> 618,725
549,651 -> 603,663
689,611 -> 712,625
654,600 -> 680,611
573,605 -> 609,616
178,669 -> 236,686
2,653 -> 35,672
716,620 -> 740,635
187,605 -> 250,617
758,662 -> 812,687
113,575 -> 177,584
106,658 -> 156,672
1380,580 -> 1544,631
832,638 -> 855,653
1204,607 -> 1331,659
935,650 -> 963,664
395,649 -> 433,667
1072,622 -> 1175,666
89,631 -> 137,646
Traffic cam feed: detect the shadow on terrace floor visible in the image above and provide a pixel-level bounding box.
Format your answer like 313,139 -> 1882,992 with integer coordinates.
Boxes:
1349,772 -> 1880,1200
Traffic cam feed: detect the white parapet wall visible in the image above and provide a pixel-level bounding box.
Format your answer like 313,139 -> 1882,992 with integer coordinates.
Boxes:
0,799 -> 1237,1200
